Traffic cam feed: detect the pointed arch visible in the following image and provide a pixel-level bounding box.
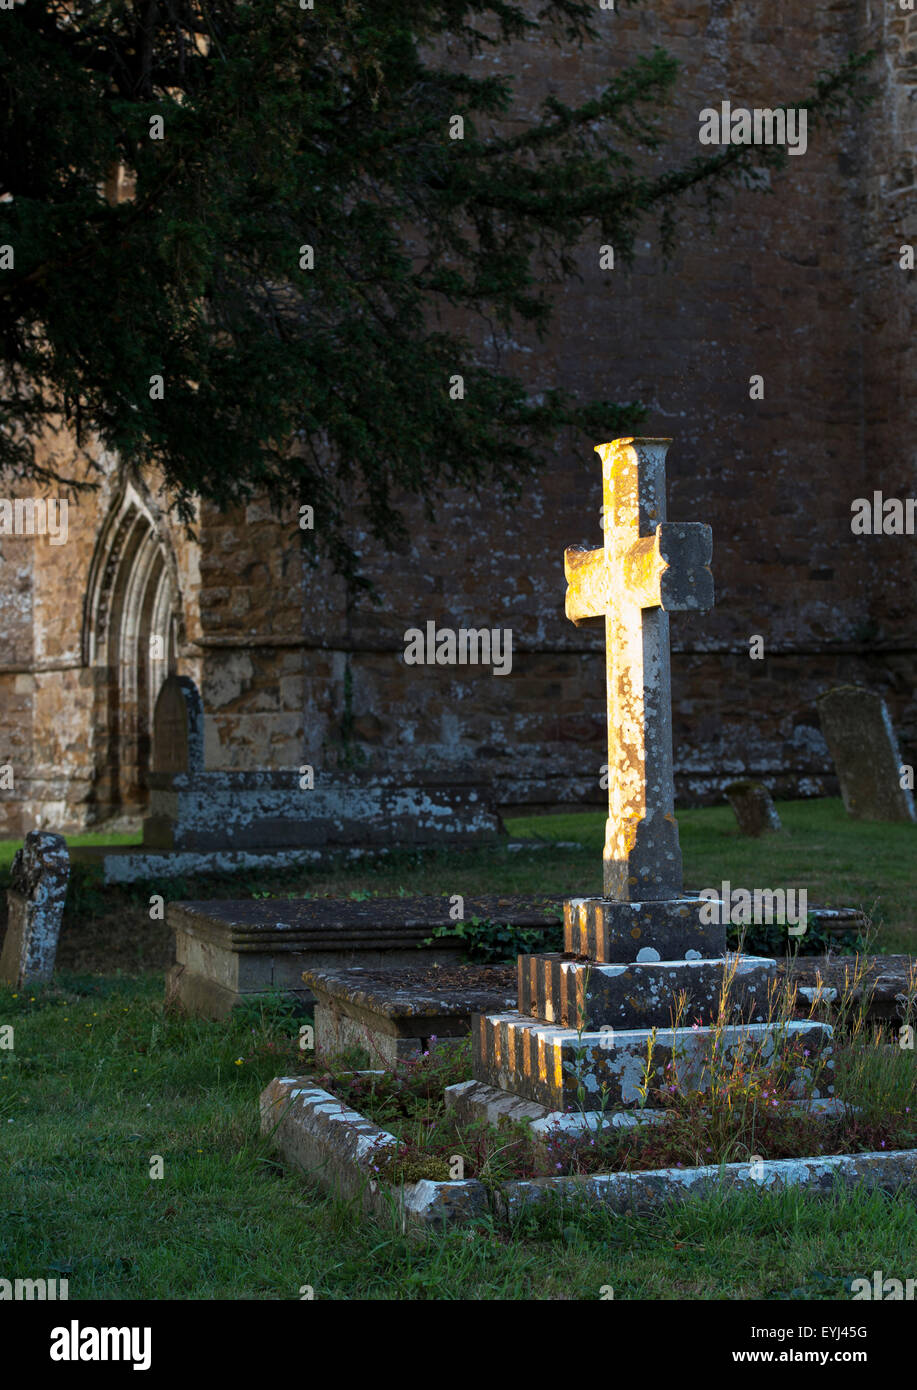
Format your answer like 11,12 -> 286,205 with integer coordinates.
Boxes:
83,479 -> 183,818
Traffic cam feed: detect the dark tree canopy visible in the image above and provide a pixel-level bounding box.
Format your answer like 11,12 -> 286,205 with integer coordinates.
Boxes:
0,1 -> 869,584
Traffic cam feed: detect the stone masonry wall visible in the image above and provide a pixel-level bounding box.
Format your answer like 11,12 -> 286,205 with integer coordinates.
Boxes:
193,0 -> 913,811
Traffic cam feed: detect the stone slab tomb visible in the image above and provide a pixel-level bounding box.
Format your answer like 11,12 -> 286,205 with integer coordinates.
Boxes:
782,954 -> 917,1025
817,685 -> 916,822
0,831 -> 70,988
448,437 -> 835,1121
306,962 -> 517,1066
142,672 -> 502,852
167,893 -> 561,1018
73,673 -> 503,884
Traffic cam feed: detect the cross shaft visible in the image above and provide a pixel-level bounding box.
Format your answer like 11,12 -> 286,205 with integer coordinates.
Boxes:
564,438 -> 713,901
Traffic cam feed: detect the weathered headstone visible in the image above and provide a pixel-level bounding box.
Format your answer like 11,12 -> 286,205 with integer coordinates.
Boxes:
725,780 -> 782,836
151,673 -> 205,777
817,685 -> 916,822
449,438 -> 833,1118
0,831 -> 70,987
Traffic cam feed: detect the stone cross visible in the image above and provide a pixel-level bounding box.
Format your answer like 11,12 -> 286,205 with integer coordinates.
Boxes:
564,438 -> 714,901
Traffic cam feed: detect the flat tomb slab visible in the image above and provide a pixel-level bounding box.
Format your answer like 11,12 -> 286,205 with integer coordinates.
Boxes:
260,1077 -> 917,1229
167,894 -> 559,1019
308,962 -> 517,1065
142,769 -> 503,851
781,953 -> 916,1021
170,893 -> 562,948
472,1013 -> 835,1111
304,962 -> 518,1026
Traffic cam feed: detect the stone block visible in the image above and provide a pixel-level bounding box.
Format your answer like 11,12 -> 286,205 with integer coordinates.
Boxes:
564,896 -> 727,963
472,1013 -> 835,1111
517,952 -> 777,1029
313,1008 -> 426,1065
443,1078 -> 549,1126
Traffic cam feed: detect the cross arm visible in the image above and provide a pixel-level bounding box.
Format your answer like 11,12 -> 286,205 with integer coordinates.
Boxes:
563,545 -> 607,628
627,522 -> 714,612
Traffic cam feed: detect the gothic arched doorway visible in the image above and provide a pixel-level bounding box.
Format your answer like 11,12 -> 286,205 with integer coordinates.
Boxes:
83,481 -> 182,821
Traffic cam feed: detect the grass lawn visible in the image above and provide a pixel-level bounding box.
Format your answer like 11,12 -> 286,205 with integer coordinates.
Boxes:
0,829 -> 141,879
1,797 -> 916,1299
508,799 -> 917,953
3,976 -> 917,1301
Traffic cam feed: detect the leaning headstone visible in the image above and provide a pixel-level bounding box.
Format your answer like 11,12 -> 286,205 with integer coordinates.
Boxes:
151,674 -> 205,777
817,686 -> 916,822
0,831 -> 70,987
449,437 -> 833,1117
725,780 -> 782,836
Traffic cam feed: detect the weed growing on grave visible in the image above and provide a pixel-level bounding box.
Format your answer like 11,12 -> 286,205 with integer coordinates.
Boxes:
423,914 -> 561,963
231,990 -> 308,1031
317,1036 -> 473,1126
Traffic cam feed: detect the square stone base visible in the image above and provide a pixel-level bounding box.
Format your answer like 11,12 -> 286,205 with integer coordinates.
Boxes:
564,896 -> 727,962
518,952 -> 776,1029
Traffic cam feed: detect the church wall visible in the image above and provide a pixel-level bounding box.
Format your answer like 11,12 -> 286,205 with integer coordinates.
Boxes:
278,0 -> 915,806
856,0 -> 917,766
0,457 -> 203,832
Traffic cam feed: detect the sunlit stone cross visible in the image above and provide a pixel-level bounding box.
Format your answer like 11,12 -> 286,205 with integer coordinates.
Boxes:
565,438 -> 714,902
